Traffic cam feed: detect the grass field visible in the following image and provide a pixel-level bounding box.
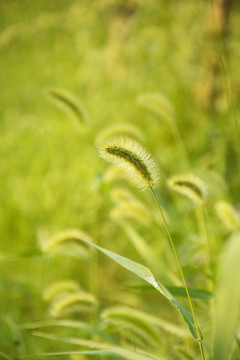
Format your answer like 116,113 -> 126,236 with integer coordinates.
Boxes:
1,1 -> 240,359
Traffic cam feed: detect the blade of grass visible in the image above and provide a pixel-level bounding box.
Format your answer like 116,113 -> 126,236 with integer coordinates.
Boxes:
57,231 -> 201,339
30,331 -> 166,360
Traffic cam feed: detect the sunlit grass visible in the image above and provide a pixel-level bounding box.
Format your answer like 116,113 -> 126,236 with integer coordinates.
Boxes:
1,0 -> 240,359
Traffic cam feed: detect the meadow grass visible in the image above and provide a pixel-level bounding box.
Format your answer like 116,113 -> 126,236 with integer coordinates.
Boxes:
1,0 -> 240,359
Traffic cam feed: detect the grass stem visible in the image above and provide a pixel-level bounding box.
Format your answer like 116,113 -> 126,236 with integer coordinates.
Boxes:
150,187 -> 205,360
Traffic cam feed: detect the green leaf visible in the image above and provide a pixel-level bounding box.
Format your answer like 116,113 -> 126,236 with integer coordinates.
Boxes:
63,232 -> 202,339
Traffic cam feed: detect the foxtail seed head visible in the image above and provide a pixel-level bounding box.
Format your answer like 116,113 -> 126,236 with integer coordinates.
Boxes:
98,137 -> 159,190
49,292 -> 98,317
168,174 -> 206,204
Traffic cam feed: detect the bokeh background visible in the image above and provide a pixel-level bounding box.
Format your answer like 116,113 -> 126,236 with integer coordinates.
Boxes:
1,0 -> 240,358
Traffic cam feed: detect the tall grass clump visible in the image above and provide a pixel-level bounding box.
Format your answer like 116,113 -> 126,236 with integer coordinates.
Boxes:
98,136 -> 205,359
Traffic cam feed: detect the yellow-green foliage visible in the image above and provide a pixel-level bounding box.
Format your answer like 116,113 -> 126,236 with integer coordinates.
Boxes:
98,137 -> 159,190
2,1 -> 240,358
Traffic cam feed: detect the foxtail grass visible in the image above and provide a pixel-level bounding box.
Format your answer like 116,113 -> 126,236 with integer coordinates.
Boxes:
49,292 -> 98,317
98,137 -> 159,190
98,136 -> 205,359
40,229 -> 93,259
168,174 -> 206,204
168,174 -> 212,287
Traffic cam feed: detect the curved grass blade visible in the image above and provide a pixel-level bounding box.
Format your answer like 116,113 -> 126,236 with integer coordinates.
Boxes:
102,305 -> 190,338
20,319 -> 114,343
20,350 -> 162,360
30,331 -> 166,360
62,231 -> 202,339
101,306 -> 161,346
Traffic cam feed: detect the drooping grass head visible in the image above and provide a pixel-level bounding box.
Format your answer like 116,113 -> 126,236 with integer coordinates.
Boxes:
98,137 -> 159,190
168,174 -> 206,204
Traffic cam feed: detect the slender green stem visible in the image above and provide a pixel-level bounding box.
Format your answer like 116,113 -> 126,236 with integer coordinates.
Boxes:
150,187 -> 205,360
